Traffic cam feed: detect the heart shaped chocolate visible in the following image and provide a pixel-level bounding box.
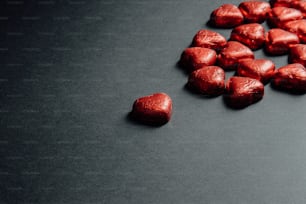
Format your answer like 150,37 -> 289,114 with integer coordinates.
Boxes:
209,4 -> 244,28
187,66 -> 225,96
282,19 -> 306,43
192,29 -> 227,51
131,93 -> 172,125
217,41 -> 254,70
237,58 -> 276,84
267,7 -> 303,28
180,47 -> 217,72
265,28 -> 300,55
272,63 -> 306,93
238,1 -> 271,23
230,23 -> 266,50
224,76 -> 264,109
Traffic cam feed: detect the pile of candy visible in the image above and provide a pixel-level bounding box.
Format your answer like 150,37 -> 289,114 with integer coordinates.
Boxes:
131,0 -> 306,125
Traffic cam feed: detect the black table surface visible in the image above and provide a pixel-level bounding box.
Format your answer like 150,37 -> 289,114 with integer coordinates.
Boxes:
1,0 -> 306,203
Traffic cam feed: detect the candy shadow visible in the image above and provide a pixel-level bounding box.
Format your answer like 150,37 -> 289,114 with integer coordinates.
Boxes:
205,20 -> 228,31
223,96 -> 245,110
270,82 -> 306,96
183,83 -> 222,99
125,112 -> 168,127
222,95 -> 263,110
175,60 -> 190,76
175,38 -> 196,76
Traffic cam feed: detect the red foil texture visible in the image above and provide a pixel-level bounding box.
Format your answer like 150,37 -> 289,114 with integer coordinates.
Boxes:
187,66 -> 225,96
237,58 -> 276,84
272,63 -> 306,93
192,29 -> 227,51
131,93 -> 173,125
270,0 -> 301,8
293,1 -> 306,18
224,76 -> 264,109
209,4 -> 244,28
282,19 -> 306,43
289,44 -> 306,66
267,7 -> 303,28
265,28 -> 300,55
217,41 -> 254,70
238,1 -> 271,23
180,47 -> 217,71
230,23 -> 266,50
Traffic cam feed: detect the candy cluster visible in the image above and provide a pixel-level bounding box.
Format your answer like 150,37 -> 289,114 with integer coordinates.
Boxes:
180,0 -> 306,109
131,0 -> 306,125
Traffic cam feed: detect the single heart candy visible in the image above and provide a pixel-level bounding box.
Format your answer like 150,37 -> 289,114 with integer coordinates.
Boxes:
180,47 -> 217,72
131,92 -> 172,125
187,66 -> 225,96
272,63 -> 306,93
217,41 -> 254,70
224,76 -> 264,109
230,23 -> 266,50
209,4 -> 244,28
192,29 -> 227,51
238,1 -> 271,23
267,7 -> 303,28
237,58 -> 276,84
265,28 -> 300,55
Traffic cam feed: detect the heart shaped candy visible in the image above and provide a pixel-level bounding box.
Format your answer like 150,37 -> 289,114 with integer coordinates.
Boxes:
230,23 -> 266,50
217,41 -> 254,70
209,4 -> 244,28
131,93 -> 172,125
180,47 -> 217,72
265,28 -> 300,55
237,58 -> 276,84
192,29 -> 227,51
224,76 -> 264,109
272,63 -> 306,93
187,66 -> 225,96
267,7 -> 303,28
238,1 -> 271,23
282,19 -> 306,43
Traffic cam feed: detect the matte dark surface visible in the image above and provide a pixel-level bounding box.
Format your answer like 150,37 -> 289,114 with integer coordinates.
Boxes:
1,0 -> 306,203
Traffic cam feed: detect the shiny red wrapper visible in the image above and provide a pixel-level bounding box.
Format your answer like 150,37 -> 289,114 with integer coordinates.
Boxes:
131,93 -> 172,125
238,1 -> 271,23
267,7 -> 303,28
282,19 -> 306,43
270,0 -> 300,8
209,4 -> 244,28
217,41 -> 254,70
180,47 -> 217,71
188,66 -> 225,96
192,29 -> 227,51
237,58 -> 275,84
272,63 -> 306,93
265,28 -> 299,55
224,76 -> 264,109
293,1 -> 306,18
289,44 -> 306,67
230,23 -> 265,50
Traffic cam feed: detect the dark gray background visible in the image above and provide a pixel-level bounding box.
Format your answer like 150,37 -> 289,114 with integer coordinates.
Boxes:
1,0 -> 306,203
